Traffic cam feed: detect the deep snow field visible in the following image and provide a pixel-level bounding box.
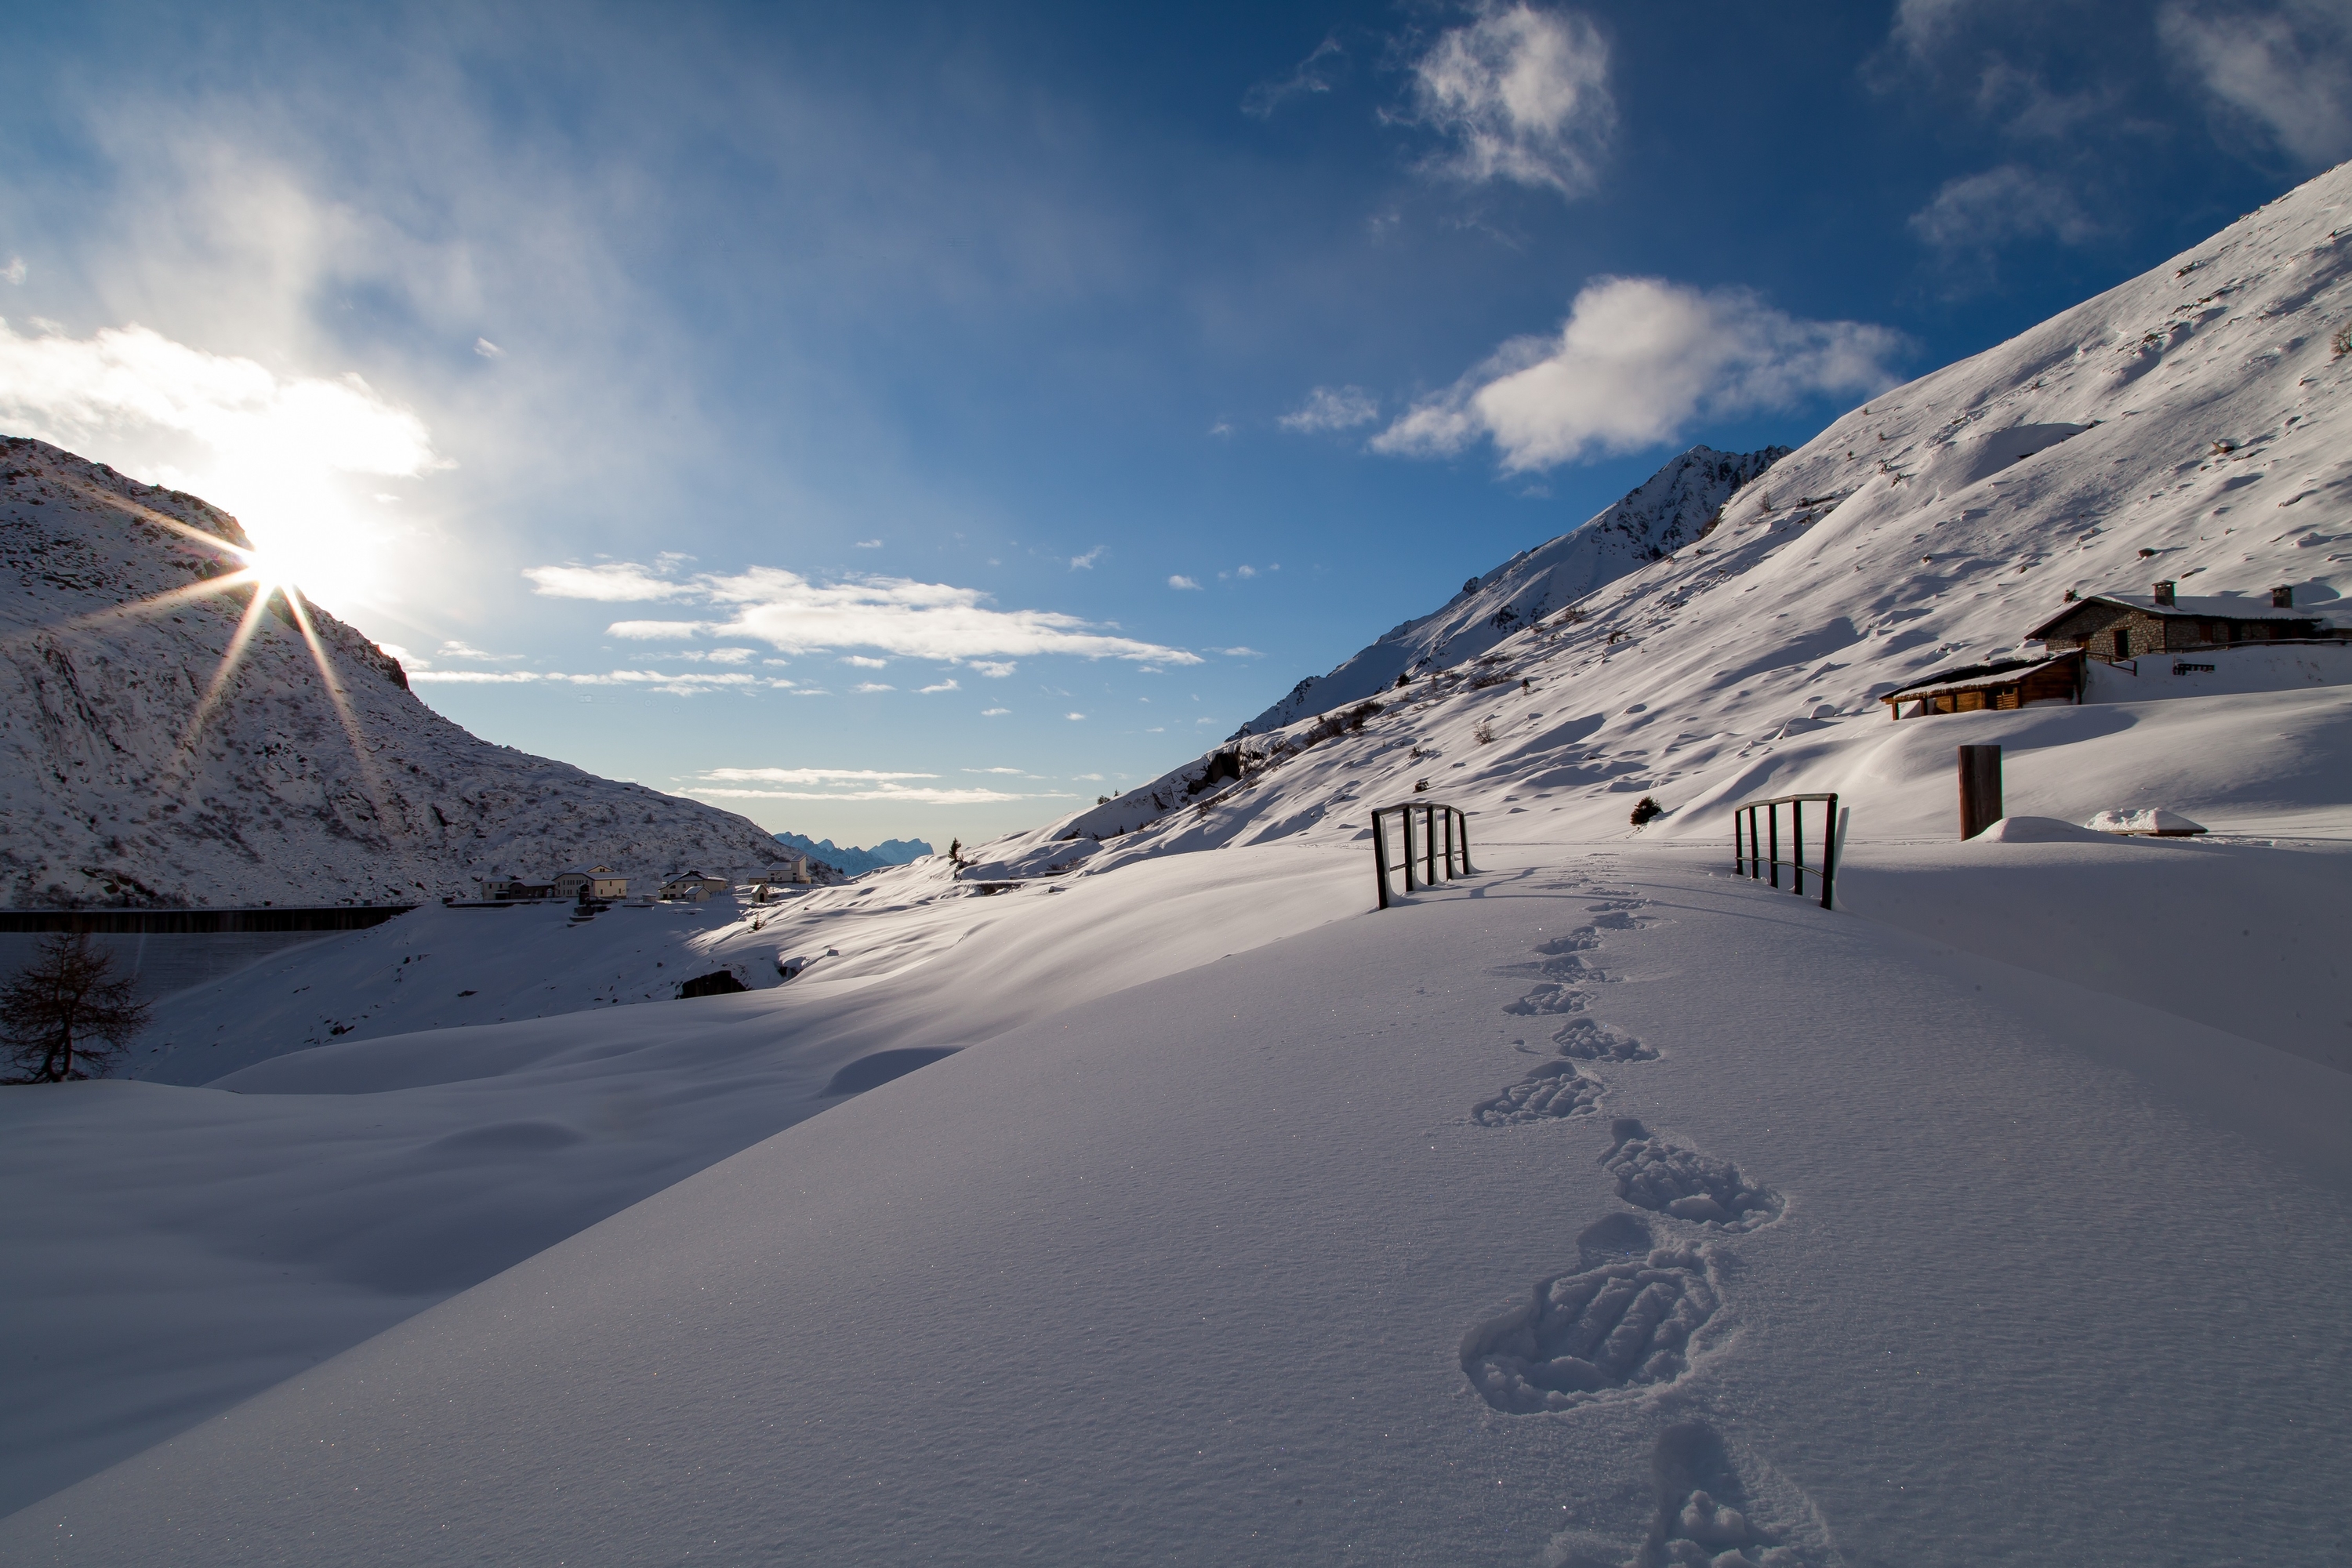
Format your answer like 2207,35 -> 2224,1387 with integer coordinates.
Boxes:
2,161 -> 2350,1566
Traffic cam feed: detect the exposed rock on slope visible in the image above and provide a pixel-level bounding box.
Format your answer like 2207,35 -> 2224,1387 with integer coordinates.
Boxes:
0,437 -> 806,907
1239,444 -> 1787,735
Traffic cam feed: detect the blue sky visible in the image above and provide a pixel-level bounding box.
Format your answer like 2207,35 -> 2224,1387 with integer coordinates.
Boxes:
2,1 -> 2347,845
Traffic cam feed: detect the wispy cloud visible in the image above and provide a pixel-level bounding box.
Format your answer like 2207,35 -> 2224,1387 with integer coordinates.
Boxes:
2160,0 -> 2352,166
851,681 -> 895,693
528,561 -> 1200,664
1374,275 -> 1904,472
1069,545 -> 1105,569
981,706 -> 1009,716
473,337 -> 504,359
437,639 -> 524,661
1214,646 -> 1262,657
919,678 -> 960,693
1278,384 -> 1379,434
1065,711 -> 1086,720
1402,3 -> 1615,198
1243,35 -> 1345,118
406,667 -> 788,696
840,654 -> 889,668
1169,574 -> 1201,590
854,538 -> 884,548
1908,165 -> 2098,249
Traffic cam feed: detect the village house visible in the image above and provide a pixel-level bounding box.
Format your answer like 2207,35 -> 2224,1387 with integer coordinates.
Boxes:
2026,581 -> 2341,659
554,866 -> 630,901
659,870 -> 730,901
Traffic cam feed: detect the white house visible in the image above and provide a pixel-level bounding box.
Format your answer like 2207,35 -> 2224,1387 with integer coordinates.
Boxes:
554,866 -> 630,901
659,869 -> 729,901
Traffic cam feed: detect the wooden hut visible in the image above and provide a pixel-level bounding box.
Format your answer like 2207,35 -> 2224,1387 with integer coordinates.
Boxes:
1879,651 -> 2085,720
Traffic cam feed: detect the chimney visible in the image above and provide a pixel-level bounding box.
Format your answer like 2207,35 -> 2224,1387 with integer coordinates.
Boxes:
2153,580 -> 2176,607
2272,584 -> 2294,608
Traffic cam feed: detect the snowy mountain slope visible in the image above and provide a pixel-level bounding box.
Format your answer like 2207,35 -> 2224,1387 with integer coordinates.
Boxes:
0,437 -> 809,906
9,847 -> 2347,1565
1240,445 -> 1788,735
974,158 -> 2352,884
6,163 -> 2352,1552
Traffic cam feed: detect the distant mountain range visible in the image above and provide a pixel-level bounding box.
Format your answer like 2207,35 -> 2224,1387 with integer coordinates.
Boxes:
0,437 -> 808,907
1237,444 -> 1787,735
775,833 -> 934,877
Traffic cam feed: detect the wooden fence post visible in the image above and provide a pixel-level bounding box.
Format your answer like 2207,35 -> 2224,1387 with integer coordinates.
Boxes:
1958,745 -> 2003,840
1373,808 -> 1392,909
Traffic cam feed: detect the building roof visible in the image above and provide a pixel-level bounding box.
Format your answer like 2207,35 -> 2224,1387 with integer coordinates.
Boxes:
1882,650 -> 2078,703
2026,591 -> 2339,641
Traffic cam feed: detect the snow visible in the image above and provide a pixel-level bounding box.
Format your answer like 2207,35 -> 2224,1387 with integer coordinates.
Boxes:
2085,807 -> 2208,835
6,159 -> 2352,1561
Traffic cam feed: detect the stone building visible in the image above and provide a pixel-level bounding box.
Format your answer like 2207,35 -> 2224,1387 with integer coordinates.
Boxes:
2026,582 -> 2339,660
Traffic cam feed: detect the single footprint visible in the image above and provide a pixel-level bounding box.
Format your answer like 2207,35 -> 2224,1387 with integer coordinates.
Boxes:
1632,1421 -> 1842,1567
1604,1120 -> 1784,1232
1553,1018 -> 1659,1063
1506,982 -> 1592,1016
1472,1063 -> 1605,1126
1460,1214 -> 1720,1413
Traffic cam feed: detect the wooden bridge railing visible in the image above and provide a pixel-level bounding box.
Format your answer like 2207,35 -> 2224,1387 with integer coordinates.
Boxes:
1371,801 -> 1473,909
1732,792 -> 1838,910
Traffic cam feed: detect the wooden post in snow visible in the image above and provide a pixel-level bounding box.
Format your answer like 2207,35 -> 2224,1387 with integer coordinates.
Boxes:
1958,745 -> 2003,840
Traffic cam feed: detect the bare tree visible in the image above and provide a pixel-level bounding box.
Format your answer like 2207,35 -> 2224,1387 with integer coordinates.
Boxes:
2,933 -> 151,1083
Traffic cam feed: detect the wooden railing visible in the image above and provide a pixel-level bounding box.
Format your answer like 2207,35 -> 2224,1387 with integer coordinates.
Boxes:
1371,802 -> 1474,909
1732,792 -> 1838,910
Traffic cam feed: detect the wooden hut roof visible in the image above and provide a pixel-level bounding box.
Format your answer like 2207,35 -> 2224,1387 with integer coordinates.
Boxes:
1881,650 -> 2078,704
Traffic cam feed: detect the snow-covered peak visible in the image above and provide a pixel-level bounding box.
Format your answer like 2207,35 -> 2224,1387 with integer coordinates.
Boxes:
0,436 -> 822,907
1237,444 -> 1788,735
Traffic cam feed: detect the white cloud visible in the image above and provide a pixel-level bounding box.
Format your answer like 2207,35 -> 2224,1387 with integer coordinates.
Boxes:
854,538 -> 883,548
0,318 -> 443,612
1065,712 -> 1086,720
703,768 -> 937,783
1069,546 -> 1105,569
1214,646 -> 1263,657
1,258 -> 24,286
404,666 -> 777,696
965,767 -> 1026,775
1373,275 -> 1905,472
705,647 -> 753,664
1278,384 -> 1380,433
1074,772 -> 1106,782
840,655 -> 889,668
2160,0 -> 2352,166
473,337 -> 503,358
533,561 -> 1200,664
691,785 -> 1039,804
1243,35 -> 1345,118
919,679 -> 960,693
1235,564 -> 1258,579
852,681 -> 896,693
436,638 -> 524,662
1405,3 -> 1615,198
686,764 -> 1062,805
530,563 -> 695,601
982,706 -> 1009,716
408,669 -> 539,684
1207,419 -> 1235,438
1908,165 -> 2098,249
1168,574 -> 1201,590
968,659 -> 1018,677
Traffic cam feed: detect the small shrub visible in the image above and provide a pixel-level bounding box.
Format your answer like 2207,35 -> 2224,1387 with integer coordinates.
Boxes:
2334,325 -> 2352,358
1474,718 -> 1495,744
1394,672 -> 1410,689
1628,795 -> 1665,828
678,970 -> 749,1000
